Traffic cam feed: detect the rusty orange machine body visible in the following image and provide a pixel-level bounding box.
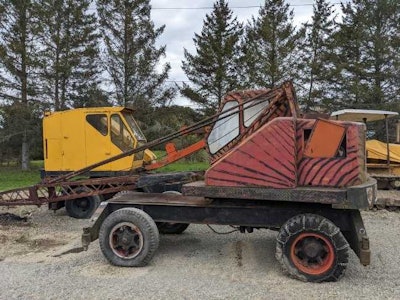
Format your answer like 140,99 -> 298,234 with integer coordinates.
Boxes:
204,83 -> 367,189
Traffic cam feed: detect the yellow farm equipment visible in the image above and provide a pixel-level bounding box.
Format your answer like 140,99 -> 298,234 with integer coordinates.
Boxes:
331,109 -> 400,190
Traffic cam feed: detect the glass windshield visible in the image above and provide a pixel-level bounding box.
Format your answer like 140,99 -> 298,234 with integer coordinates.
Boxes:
123,112 -> 146,142
111,114 -> 134,152
207,101 -> 240,154
243,98 -> 269,127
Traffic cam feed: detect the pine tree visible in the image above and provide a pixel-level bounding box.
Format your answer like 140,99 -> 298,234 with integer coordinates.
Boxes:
181,0 -> 244,115
72,84 -> 112,108
36,0 -> 102,110
332,0 -> 399,110
97,0 -> 174,122
330,1 -> 368,109
243,0 -> 301,89
297,0 -> 336,111
0,0 -> 40,170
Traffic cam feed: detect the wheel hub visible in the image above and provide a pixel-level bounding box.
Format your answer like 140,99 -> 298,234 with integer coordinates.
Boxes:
77,198 -> 89,208
109,222 -> 143,259
290,232 -> 335,276
303,238 -> 324,258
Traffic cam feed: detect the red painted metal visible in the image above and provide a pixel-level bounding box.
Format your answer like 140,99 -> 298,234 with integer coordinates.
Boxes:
0,81 -> 368,208
206,82 -> 299,164
206,118 -> 297,188
297,120 -> 366,188
206,114 -> 366,188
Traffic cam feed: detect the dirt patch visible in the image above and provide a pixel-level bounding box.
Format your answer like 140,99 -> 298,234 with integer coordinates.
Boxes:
14,233 -> 66,250
235,241 -> 243,267
0,213 -> 29,226
0,234 -> 8,243
0,205 -> 87,260
0,237 -> 67,260
32,238 -> 66,248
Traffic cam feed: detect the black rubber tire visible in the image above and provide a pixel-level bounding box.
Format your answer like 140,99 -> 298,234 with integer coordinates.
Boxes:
99,208 -> 159,267
276,213 -> 349,282
156,190 -> 190,234
65,188 -> 101,219
156,222 -> 189,234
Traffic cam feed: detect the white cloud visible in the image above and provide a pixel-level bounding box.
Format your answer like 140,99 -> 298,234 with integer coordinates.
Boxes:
150,1 -> 338,106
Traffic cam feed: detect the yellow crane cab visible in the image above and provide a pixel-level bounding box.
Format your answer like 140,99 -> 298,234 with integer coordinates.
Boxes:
43,107 -> 156,176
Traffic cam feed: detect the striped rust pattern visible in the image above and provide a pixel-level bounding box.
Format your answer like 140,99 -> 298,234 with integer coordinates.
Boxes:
206,117 -> 366,189
297,120 -> 366,187
205,118 -> 297,188
207,86 -> 297,164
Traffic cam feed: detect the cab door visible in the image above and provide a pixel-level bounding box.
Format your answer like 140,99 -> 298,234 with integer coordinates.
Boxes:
109,113 -> 137,170
85,113 -> 112,171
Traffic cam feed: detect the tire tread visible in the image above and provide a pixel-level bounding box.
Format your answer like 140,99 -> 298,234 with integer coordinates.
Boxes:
276,213 -> 349,282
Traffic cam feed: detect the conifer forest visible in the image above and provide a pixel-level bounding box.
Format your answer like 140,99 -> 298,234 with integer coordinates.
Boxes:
0,0 -> 399,168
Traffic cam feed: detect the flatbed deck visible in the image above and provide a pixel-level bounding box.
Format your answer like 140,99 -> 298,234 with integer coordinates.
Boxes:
182,179 -> 377,209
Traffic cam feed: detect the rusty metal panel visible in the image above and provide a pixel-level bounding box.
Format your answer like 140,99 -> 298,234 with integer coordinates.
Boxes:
304,119 -> 345,158
206,82 -> 299,164
345,210 -> 370,266
205,117 -> 297,188
183,181 -> 347,205
110,192 -> 210,206
297,120 -> 366,188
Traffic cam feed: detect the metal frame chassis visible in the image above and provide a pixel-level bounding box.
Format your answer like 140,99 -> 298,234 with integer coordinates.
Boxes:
82,195 -> 370,266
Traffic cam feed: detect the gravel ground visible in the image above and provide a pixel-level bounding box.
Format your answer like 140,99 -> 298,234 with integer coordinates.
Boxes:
0,204 -> 400,300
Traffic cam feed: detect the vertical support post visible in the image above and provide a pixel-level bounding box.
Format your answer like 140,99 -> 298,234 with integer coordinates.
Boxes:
385,114 -> 390,167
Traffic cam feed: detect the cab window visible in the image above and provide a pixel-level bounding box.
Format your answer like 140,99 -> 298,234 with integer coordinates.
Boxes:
122,112 -> 146,142
86,114 -> 108,136
207,101 -> 240,154
243,98 -> 269,127
110,114 -> 134,152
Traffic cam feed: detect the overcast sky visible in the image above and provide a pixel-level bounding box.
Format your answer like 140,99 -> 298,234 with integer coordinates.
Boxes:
149,0 -> 343,106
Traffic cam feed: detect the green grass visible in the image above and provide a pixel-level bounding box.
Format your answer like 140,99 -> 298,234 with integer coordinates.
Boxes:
0,165 -> 42,191
151,150 -> 209,172
0,157 -> 208,192
156,161 -> 209,173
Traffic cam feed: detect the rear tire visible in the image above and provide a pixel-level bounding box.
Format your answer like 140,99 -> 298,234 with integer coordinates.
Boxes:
157,222 -> 189,234
65,187 -> 101,219
157,190 -> 190,234
276,214 -> 349,282
99,208 -> 159,267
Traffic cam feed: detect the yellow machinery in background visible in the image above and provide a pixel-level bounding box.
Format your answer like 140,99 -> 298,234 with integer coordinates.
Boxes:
43,107 -> 156,176
331,109 -> 400,189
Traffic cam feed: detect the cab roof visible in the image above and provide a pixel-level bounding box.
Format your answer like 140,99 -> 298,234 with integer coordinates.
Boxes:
330,109 -> 398,122
44,107 -> 134,117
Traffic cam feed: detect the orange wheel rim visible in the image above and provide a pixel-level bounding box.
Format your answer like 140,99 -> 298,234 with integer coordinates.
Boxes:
290,232 -> 335,276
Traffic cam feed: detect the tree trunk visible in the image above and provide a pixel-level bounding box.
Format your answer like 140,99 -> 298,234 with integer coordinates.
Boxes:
20,4 -> 29,170
21,130 -> 29,170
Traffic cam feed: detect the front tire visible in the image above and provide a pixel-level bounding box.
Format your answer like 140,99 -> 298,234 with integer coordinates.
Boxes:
99,208 -> 159,267
276,214 -> 349,282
